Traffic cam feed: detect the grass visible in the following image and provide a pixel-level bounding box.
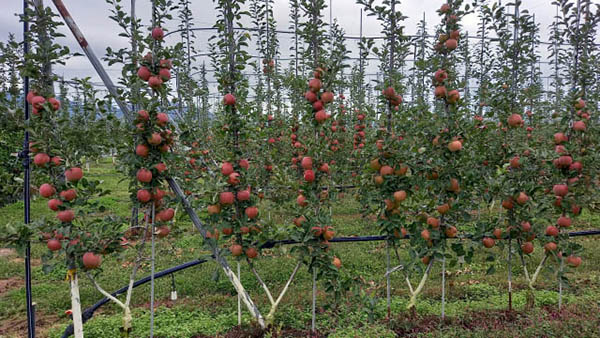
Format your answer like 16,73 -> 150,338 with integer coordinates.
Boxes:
1,159 -> 600,337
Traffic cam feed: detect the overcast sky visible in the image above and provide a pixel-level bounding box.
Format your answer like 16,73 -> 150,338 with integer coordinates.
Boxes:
1,0 -> 598,97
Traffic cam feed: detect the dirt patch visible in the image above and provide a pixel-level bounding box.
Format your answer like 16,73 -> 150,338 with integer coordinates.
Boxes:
10,257 -> 41,266
390,306 -> 598,336
194,325 -> 325,338
0,313 -> 58,337
0,277 -> 23,295
0,248 -> 16,257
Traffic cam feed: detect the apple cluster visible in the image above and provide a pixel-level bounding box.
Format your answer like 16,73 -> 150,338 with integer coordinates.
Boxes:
304,68 -> 335,124
133,108 -> 175,237
206,93 -> 261,259
136,27 -> 172,91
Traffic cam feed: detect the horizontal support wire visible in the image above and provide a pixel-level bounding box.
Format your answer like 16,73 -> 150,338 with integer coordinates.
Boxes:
162,26 -> 599,47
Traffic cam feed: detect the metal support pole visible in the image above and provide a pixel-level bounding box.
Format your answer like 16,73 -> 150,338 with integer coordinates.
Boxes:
386,241 -> 391,319
52,0 -> 132,122
22,0 -> 35,336
237,262 -> 242,325
387,0 -> 396,132
359,8 -> 363,106
441,256 -> 446,319
311,268 -> 317,333
149,206 -> 156,338
508,238 -> 513,311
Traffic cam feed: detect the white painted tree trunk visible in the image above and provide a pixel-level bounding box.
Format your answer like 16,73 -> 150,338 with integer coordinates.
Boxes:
70,271 -> 84,338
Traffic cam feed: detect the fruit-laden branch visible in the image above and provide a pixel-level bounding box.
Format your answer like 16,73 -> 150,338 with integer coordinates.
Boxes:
407,258 -> 434,309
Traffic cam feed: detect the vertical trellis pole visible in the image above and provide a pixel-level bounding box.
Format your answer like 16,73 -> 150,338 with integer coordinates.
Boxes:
237,262 -> 242,325
311,268 -> 317,333
478,8 -> 486,116
420,12 -> 426,105
149,205 -> 156,337
553,4 -> 560,110
265,0 -> 272,117
410,32 -> 417,105
558,258 -> 564,310
387,0 -> 396,133
21,0 -> 35,336
359,8 -> 363,106
441,256 -> 446,319
386,241 -> 391,319
149,2 -> 159,336
508,237 -> 512,311
463,31 -> 470,112
529,14 -> 536,119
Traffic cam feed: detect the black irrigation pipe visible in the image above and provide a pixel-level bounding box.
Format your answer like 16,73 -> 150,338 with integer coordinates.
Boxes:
62,228 -> 600,336
61,258 -> 208,338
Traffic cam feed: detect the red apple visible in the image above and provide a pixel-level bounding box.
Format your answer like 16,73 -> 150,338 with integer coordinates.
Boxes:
48,199 -> 63,211
65,167 -> 83,182
521,242 -> 534,254
220,191 -> 235,205
39,183 -> 55,198
546,225 -> 559,237
553,184 -> 568,197
137,66 -> 151,81
483,237 -> 495,248
33,153 -> 50,167
158,208 -> 175,222
245,206 -> 258,219
148,76 -> 163,89
557,216 -> 571,227
136,168 -> 153,183
448,140 -> 462,152
237,190 -> 250,201
57,209 -> 75,223
304,169 -> 315,182
136,144 -> 149,157
151,27 -> 164,40
47,238 -> 61,251
137,189 -> 152,203
82,252 -> 102,269
159,68 -> 171,81
60,189 -> 77,202
223,93 -> 236,106
155,163 -> 167,173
